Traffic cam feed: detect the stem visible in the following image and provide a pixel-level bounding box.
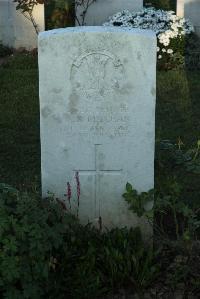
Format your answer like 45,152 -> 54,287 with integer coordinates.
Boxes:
75,0 -> 96,26
20,5 -> 39,35
75,15 -> 81,26
30,13 -> 39,35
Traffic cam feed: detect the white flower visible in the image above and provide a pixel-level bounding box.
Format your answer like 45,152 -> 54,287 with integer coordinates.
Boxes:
158,55 -> 162,59
103,7 -> 194,61
104,7 -> 194,36
167,49 -> 173,54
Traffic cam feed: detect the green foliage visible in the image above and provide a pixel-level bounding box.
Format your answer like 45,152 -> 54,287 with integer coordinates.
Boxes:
0,54 -> 40,188
184,33 -> 200,70
123,183 -> 154,218
157,35 -> 186,71
100,227 -> 159,292
158,139 -> 200,174
3,177 -> 199,299
45,0 -> 75,29
158,33 -> 200,71
53,224 -> 159,299
155,180 -> 197,240
0,183 -> 160,299
122,180 -> 200,295
0,183 -> 72,299
123,180 -> 200,241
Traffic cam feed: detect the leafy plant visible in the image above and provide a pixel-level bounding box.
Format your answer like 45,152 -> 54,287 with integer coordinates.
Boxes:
122,183 -> 154,218
56,223 -> 160,299
123,180 -> 200,241
100,227 -> 159,299
122,180 -> 200,296
158,139 -> 200,174
0,183 -> 160,299
0,183 -> 73,298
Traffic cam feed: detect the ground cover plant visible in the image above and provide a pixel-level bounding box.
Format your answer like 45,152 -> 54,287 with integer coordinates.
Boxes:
0,183 -> 160,299
0,180 -> 199,298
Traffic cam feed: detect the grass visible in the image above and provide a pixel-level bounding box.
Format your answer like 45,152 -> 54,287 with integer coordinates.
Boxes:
0,54 -> 40,189
156,70 -> 200,144
0,54 -> 200,196
156,70 -> 200,209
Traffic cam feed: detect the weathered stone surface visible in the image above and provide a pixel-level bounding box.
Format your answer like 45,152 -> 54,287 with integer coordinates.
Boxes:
76,0 -> 143,25
38,27 -> 156,232
0,0 -> 44,49
177,0 -> 200,36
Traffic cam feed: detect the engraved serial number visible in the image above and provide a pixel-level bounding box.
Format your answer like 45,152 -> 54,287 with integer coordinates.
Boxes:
66,113 -> 130,137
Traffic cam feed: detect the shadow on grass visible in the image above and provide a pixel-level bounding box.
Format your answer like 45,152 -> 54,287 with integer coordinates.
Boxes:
155,31 -> 200,208
0,54 -> 41,191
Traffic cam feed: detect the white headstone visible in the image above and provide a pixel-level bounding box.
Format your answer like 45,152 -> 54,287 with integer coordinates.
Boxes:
76,0 -> 143,25
39,27 -> 156,233
177,0 -> 200,36
0,0 -> 44,49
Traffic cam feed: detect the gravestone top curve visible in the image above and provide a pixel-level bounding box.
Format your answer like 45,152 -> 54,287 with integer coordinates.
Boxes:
39,26 -> 156,38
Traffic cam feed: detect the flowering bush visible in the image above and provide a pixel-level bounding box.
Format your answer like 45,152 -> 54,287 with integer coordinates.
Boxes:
103,7 -> 194,69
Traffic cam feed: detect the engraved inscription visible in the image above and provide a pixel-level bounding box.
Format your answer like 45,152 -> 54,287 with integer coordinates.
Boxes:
65,112 -> 130,138
68,51 -> 129,138
70,51 -> 125,101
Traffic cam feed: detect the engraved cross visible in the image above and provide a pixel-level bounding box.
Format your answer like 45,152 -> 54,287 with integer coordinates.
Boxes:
74,144 -> 122,216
